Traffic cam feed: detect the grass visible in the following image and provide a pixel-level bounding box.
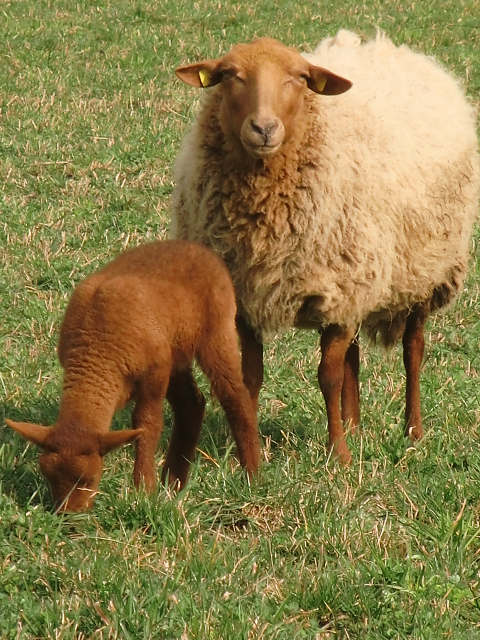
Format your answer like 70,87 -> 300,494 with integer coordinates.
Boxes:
1,0 -> 479,637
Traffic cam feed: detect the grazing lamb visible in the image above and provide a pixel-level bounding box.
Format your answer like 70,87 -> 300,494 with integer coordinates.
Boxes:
6,240 -> 260,511
171,31 -> 480,463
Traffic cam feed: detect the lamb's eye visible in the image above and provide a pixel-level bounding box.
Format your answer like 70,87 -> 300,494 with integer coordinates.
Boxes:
76,479 -> 93,490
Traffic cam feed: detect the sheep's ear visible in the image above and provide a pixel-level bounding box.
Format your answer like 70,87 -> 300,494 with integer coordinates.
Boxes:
306,64 -> 352,95
98,429 -> 143,457
175,60 -> 223,88
5,419 -> 50,448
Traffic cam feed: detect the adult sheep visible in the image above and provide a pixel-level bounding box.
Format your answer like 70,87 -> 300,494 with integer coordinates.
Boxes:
171,30 -> 480,464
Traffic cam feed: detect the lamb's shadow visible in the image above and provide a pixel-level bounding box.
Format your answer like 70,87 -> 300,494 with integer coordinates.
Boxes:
2,398 -> 59,511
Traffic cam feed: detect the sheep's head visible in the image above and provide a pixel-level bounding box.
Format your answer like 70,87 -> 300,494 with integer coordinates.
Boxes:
176,37 -> 352,159
6,419 -> 141,512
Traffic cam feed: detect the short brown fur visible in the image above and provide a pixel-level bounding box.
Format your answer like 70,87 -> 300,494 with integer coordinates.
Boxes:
6,240 -> 260,512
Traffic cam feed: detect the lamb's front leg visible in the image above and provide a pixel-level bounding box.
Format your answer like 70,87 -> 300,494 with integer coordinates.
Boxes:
162,369 -> 206,489
318,324 -> 357,464
132,369 -> 169,492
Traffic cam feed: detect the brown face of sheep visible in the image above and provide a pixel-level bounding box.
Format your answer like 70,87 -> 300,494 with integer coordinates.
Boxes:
175,37 -> 352,159
6,419 -> 141,512
39,448 -> 104,512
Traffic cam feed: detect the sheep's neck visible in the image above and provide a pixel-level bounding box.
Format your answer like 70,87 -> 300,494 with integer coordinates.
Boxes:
56,369 -> 128,435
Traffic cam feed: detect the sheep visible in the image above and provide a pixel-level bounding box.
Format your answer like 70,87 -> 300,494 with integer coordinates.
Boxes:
6,240 -> 260,511
171,31 -> 480,464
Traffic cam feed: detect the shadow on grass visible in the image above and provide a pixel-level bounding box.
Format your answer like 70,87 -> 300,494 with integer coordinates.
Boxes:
1,398 -> 58,511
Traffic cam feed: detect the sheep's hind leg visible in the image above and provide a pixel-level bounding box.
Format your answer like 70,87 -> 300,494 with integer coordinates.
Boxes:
236,315 -> 263,414
132,368 -> 169,492
318,325 -> 357,464
341,337 -> 360,433
403,305 -> 428,441
198,336 -> 261,478
162,369 -> 206,489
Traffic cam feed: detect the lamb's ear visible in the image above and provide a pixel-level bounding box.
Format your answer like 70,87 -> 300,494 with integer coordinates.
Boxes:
306,64 -> 352,95
5,419 -> 50,448
98,429 -> 143,457
175,60 -> 223,88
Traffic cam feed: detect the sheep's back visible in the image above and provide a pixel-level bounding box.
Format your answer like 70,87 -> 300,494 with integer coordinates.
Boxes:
305,31 -> 479,338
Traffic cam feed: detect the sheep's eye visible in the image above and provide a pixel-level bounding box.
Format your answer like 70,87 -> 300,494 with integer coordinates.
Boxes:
222,69 -> 244,84
76,478 -> 93,489
284,75 -> 306,87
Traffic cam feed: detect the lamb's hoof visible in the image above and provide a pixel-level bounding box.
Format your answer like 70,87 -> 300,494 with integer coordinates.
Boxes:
161,467 -> 186,491
330,440 -> 352,465
406,424 -> 424,442
343,418 -> 359,437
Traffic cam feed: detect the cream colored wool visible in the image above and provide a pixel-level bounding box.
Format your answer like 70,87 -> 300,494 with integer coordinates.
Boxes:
172,31 -> 480,344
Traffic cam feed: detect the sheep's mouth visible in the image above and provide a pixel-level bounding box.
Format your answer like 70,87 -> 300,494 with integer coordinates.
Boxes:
243,141 -> 282,158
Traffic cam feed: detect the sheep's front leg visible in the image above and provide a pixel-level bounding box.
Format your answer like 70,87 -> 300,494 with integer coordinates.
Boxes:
403,306 -> 427,441
341,337 -> 360,433
318,325 -> 356,464
236,315 -> 263,414
132,370 -> 169,492
162,369 -> 206,489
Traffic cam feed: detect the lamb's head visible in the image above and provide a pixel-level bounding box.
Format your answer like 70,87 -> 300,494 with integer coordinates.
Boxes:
176,37 -> 352,159
6,419 -> 141,512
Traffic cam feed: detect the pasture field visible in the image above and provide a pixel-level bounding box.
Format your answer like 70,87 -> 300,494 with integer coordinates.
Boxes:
1,0 -> 479,637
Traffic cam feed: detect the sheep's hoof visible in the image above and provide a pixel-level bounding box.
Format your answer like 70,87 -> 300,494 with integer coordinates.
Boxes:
343,418 -> 359,437
329,440 -> 352,465
407,423 -> 424,442
134,471 -> 157,494
161,467 -> 186,492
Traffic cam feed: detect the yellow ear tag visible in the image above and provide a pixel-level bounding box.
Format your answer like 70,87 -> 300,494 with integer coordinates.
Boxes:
316,76 -> 327,92
199,69 -> 212,87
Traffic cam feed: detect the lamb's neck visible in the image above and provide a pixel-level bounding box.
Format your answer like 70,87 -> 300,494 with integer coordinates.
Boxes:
56,371 -> 125,435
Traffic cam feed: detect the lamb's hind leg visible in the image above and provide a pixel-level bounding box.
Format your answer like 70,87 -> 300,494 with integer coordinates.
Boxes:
403,305 -> 428,441
162,369 -> 206,489
341,337 -> 360,433
132,365 -> 170,492
198,334 -> 261,478
318,324 -> 357,464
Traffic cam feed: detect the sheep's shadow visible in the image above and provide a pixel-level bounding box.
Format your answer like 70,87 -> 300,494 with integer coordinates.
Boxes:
1,399 -> 54,510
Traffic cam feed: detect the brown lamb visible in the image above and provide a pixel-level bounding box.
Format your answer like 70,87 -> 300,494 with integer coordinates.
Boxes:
6,240 -> 260,512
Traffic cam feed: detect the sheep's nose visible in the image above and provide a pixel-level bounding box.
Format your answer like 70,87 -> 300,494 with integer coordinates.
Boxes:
251,120 -> 278,139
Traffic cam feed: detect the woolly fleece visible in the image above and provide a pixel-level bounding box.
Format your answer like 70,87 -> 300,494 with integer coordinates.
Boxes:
172,31 -> 480,344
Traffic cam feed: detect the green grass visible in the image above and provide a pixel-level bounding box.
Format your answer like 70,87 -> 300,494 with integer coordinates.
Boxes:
1,0 -> 479,637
